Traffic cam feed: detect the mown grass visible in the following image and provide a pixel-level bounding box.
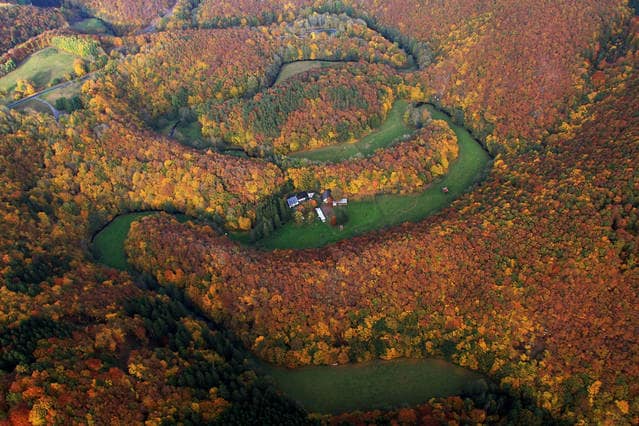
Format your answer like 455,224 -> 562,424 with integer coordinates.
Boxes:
71,18 -> 113,35
289,99 -> 411,162
13,98 -> 54,116
93,213 -> 157,270
262,358 -> 483,414
93,212 -> 190,270
251,106 -> 491,249
158,119 -> 213,149
274,60 -> 325,85
40,79 -> 85,104
0,47 -> 78,103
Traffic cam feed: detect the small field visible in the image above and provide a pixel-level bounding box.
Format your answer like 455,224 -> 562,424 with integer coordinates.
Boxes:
41,79 -> 85,104
274,61 -> 325,85
13,98 -> 55,116
158,119 -> 212,149
251,106 -> 491,249
262,358 -> 483,414
71,18 -> 113,35
93,212 -> 189,270
289,99 -> 411,162
93,213 -> 157,270
0,47 -> 78,103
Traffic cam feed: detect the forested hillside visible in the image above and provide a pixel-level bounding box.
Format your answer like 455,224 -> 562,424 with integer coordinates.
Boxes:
0,0 -> 637,424
0,5 -> 66,55
202,63 -> 398,155
287,117 -> 459,197
127,26 -> 639,422
65,0 -> 175,34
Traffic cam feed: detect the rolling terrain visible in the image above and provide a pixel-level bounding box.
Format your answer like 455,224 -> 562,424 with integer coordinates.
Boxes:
0,1 -> 637,425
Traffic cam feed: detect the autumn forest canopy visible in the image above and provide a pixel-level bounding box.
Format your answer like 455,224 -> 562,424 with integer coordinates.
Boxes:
0,0 -> 638,424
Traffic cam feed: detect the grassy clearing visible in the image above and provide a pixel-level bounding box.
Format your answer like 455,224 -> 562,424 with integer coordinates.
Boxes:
93,213 -> 157,270
251,106 -> 491,249
158,119 -> 251,155
13,98 -> 54,116
71,18 -> 112,35
262,358 -> 483,414
40,79 -> 84,104
0,47 -> 78,103
93,212 -> 190,270
158,120 -> 212,149
289,99 -> 411,162
274,61 -> 325,85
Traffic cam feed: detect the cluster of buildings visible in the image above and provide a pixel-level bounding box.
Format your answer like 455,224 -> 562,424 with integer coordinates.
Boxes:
286,189 -> 348,223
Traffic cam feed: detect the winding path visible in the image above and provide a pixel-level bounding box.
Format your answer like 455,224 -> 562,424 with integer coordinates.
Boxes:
5,72 -> 93,113
32,97 -> 60,121
91,104 -> 492,414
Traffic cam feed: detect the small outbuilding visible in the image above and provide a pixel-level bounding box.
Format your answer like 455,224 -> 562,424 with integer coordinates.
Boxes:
315,207 -> 327,223
322,189 -> 332,203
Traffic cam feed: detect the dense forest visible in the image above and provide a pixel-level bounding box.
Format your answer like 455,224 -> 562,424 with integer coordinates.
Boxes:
202,63 -> 398,155
0,5 -> 66,55
0,0 -> 637,424
63,0 -> 175,34
126,27 -> 639,421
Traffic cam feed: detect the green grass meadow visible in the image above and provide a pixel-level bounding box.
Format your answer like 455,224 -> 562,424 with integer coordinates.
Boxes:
0,47 -> 78,103
92,212 -> 157,270
159,120 -> 212,149
71,18 -> 113,35
289,99 -> 411,162
263,358 -> 483,414
274,60 -> 325,85
93,212 -> 190,270
252,106 -> 491,249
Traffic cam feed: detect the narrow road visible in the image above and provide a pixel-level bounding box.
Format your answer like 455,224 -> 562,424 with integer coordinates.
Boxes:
139,1 -> 179,34
32,97 -> 60,121
6,73 -> 93,109
6,0 -> 168,111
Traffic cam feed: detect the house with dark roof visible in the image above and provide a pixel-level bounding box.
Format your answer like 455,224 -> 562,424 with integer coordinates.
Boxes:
287,191 -> 313,209
321,189 -> 332,203
286,195 -> 300,208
